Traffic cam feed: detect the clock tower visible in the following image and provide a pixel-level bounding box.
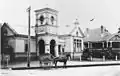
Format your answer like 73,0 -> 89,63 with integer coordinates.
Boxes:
35,8 -> 59,57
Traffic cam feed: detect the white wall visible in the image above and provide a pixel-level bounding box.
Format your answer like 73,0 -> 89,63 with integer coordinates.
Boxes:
15,37 -> 36,53
47,26 -> 57,34
70,37 -> 73,52
30,40 -> 36,53
37,35 -> 59,56
65,37 -> 71,52
15,39 -> 24,52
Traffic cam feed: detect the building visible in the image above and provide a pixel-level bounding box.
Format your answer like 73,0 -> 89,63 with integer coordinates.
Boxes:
84,25 -> 111,49
83,25 -> 120,59
1,7 -> 84,61
1,23 -> 36,61
107,28 -> 120,57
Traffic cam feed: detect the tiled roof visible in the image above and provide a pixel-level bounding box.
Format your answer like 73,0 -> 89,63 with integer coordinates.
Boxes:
83,26 -> 111,42
12,26 -> 35,36
100,32 -> 112,41
2,22 -> 35,36
2,22 -> 83,38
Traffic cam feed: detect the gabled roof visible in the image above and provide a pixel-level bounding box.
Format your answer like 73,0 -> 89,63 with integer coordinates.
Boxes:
69,26 -> 85,37
83,26 -> 111,42
107,33 -> 120,41
58,23 -> 84,38
12,26 -> 35,36
2,23 -> 18,34
2,22 -> 35,37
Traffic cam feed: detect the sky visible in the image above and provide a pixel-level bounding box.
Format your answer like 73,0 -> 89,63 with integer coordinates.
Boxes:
0,0 -> 120,34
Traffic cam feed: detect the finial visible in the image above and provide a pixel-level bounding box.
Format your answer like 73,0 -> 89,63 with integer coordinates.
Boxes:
74,18 -> 79,25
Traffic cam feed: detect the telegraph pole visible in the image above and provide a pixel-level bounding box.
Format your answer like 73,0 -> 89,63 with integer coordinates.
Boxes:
35,24 -> 38,56
27,6 -> 31,67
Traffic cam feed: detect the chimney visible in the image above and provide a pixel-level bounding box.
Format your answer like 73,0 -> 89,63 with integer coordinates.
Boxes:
104,29 -> 108,32
74,19 -> 79,27
101,25 -> 104,34
118,27 -> 120,33
101,25 -> 104,37
86,28 -> 89,37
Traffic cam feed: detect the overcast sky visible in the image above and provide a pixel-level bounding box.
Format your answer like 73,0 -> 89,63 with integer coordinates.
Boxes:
0,0 -> 120,34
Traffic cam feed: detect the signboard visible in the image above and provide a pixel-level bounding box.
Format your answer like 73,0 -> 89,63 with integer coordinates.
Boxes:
36,26 -> 46,34
4,55 -> 10,61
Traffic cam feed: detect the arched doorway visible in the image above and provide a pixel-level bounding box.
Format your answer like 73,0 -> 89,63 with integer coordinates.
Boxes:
39,40 -> 45,55
50,40 -> 56,56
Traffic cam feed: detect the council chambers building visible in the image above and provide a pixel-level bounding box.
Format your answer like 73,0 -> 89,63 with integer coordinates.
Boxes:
1,7 -> 85,61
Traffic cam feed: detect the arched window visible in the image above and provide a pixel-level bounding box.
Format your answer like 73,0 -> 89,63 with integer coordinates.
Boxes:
39,15 -> 44,24
51,16 -> 54,24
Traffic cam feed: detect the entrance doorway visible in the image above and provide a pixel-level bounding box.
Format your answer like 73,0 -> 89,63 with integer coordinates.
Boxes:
50,40 -> 56,56
58,45 -> 61,54
39,40 -> 45,55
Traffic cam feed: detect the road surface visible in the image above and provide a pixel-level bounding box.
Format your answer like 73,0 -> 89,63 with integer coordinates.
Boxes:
1,65 -> 120,76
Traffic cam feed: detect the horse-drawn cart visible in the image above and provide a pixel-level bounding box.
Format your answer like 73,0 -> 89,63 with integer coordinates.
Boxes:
39,53 -> 67,67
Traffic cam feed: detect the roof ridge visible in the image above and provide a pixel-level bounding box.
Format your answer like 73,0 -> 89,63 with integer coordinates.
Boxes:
3,23 -> 18,34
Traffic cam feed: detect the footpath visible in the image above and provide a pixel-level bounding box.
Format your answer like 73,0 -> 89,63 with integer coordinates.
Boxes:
1,60 -> 120,70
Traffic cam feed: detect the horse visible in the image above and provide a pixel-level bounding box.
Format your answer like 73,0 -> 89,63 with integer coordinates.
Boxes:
38,53 -> 68,67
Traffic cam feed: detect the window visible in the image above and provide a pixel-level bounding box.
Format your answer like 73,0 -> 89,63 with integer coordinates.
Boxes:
73,39 -> 82,52
25,44 -> 28,52
76,31 -> 78,36
39,15 -> 44,24
113,42 -> 120,48
58,45 -> 61,54
62,48 -> 64,52
51,16 -> 54,24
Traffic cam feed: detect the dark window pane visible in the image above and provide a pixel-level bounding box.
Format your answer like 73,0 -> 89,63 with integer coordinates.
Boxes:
25,44 -> 28,52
